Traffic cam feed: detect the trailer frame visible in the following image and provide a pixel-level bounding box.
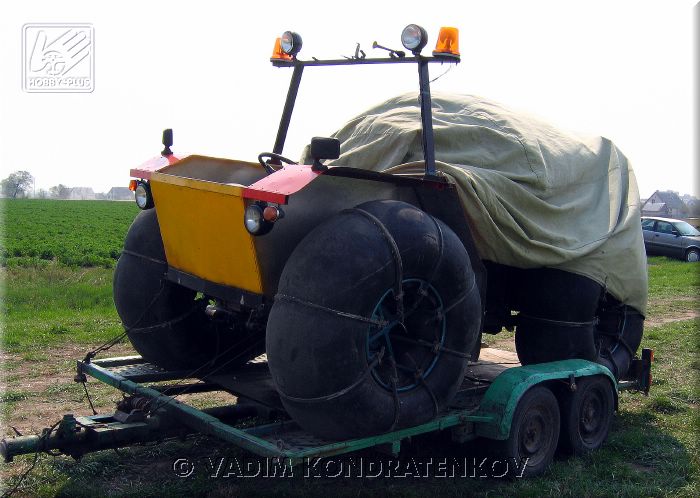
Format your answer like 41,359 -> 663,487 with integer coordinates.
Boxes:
1,348 -> 651,466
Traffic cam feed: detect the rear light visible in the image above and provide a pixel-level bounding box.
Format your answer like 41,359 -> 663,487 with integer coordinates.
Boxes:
263,205 -> 283,222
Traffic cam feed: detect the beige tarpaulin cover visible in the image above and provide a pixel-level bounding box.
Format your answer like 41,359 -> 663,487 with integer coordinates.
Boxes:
306,93 -> 648,313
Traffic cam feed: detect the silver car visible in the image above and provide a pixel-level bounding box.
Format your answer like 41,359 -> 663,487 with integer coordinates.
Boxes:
641,216 -> 700,262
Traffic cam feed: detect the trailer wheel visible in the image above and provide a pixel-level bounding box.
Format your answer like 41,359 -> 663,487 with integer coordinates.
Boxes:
114,209 -> 263,370
492,385 -> 560,477
559,376 -> 614,455
266,200 -> 481,440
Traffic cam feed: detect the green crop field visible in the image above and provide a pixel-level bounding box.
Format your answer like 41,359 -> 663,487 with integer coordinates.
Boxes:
0,199 -> 698,497
1,199 -> 138,268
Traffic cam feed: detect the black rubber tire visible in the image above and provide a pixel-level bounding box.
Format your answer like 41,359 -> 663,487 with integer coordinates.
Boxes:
114,209 -> 262,371
266,200 -> 482,440
515,268 -> 602,365
490,385 -> 560,477
559,375 -> 615,455
685,248 -> 700,263
596,298 -> 644,380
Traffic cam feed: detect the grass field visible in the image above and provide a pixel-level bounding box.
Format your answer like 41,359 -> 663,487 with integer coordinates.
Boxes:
1,199 -> 137,268
0,200 -> 698,497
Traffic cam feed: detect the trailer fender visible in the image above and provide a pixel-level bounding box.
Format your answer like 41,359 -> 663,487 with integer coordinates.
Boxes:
473,359 -> 616,440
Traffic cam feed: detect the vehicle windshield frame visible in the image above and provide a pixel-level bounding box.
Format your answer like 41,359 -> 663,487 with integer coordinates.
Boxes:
271,54 -> 459,179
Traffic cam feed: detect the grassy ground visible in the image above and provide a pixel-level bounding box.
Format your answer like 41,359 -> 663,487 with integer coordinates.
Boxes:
1,199 -> 137,268
0,251 -> 698,496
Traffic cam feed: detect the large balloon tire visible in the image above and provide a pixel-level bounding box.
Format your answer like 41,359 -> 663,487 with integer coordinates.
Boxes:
114,209 -> 263,371
515,268 -> 602,366
266,200 -> 482,440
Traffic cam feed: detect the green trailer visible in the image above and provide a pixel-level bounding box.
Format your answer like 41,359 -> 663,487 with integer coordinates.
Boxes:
0,347 -> 652,477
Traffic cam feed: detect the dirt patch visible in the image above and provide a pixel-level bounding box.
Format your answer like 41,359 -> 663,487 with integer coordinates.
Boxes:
2,342 -> 238,437
2,343 -> 138,436
646,309 -> 700,328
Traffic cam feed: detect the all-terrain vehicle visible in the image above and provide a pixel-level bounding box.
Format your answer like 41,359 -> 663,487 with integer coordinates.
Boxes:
119,23 -> 647,441
2,26 -> 652,476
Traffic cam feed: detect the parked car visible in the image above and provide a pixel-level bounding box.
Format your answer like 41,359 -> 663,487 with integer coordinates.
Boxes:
641,216 -> 700,262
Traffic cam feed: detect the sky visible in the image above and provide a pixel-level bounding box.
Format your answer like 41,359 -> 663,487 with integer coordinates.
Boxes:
0,0 -> 696,199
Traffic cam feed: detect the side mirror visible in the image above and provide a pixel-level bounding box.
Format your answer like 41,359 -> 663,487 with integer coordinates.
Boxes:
310,137 -> 340,171
671,229 -> 680,237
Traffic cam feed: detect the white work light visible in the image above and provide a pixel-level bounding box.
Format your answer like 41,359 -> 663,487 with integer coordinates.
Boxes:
401,24 -> 428,54
244,204 -> 275,235
280,31 -> 303,56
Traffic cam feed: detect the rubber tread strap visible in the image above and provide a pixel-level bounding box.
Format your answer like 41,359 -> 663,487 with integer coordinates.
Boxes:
277,348 -> 385,404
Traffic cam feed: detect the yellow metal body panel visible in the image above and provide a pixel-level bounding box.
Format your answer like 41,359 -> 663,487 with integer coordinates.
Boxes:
150,172 -> 263,294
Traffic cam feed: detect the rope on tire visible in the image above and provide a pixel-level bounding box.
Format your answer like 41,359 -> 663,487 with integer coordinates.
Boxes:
276,348 -> 386,404
391,335 -> 472,360
517,313 -> 598,328
387,355 -> 401,433
275,293 -> 387,327
419,279 -> 476,326
418,375 -> 440,418
596,304 -> 637,379
120,249 -> 168,266
125,304 -> 201,334
400,215 -> 447,322
344,208 -> 405,318
83,278 -> 169,363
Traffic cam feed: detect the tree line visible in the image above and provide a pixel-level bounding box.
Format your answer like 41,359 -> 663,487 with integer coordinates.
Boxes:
1,170 -> 72,199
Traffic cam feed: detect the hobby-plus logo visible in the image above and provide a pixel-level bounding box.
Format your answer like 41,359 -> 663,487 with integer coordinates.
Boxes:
23,24 -> 94,93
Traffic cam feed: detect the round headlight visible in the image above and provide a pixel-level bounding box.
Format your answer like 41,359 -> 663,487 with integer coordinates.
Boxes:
134,182 -> 153,209
280,31 -> 302,56
401,24 -> 428,54
244,204 -> 274,235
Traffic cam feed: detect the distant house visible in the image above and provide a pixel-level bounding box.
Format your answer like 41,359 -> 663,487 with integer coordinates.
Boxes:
681,194 -> 700,216
681,194 -> 699,209
106,186 -> 133,201
641,190 -> 688,218
68,187 -> 96,200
